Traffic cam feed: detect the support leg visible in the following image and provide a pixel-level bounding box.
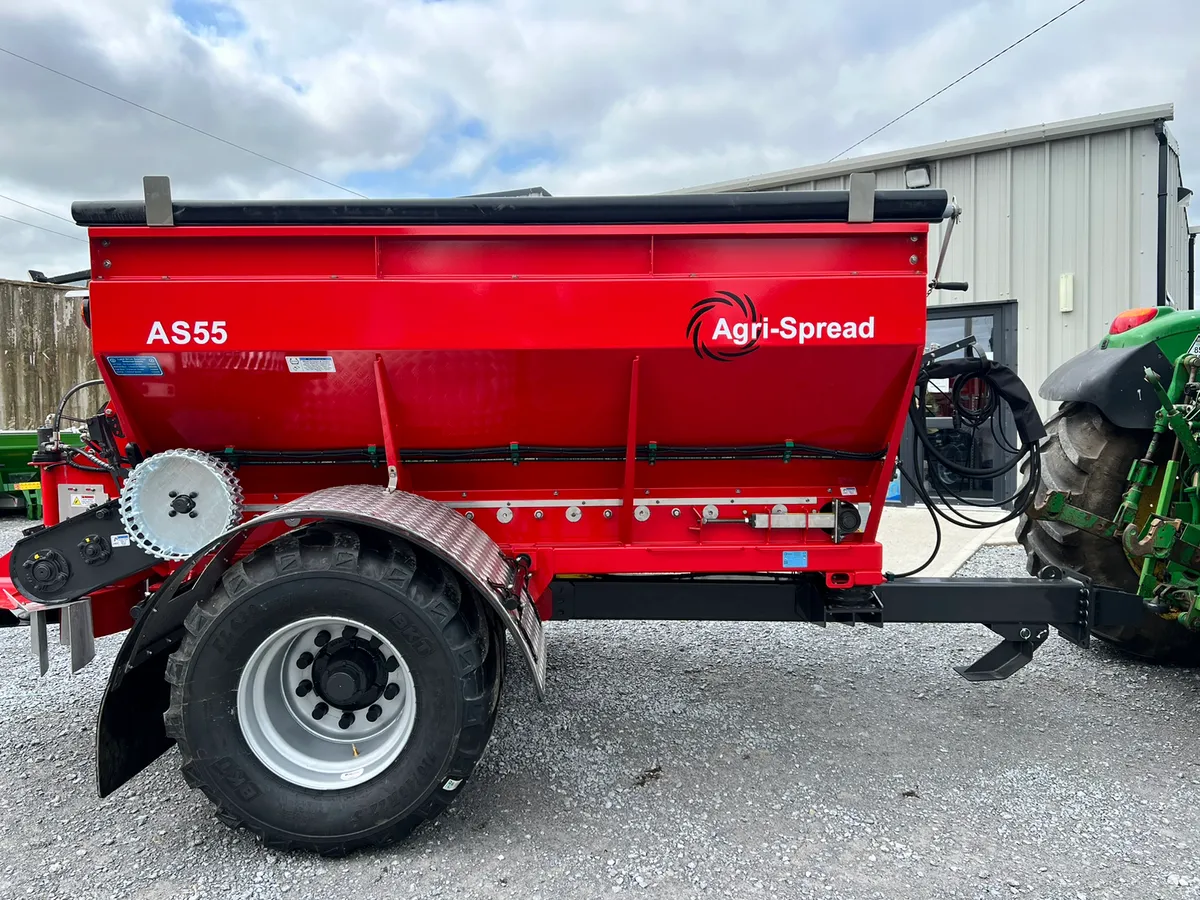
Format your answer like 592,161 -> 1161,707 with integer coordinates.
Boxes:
954,623 -> 1049,682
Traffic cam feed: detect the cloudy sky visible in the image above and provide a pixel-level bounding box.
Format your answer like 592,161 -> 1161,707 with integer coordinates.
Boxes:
0,0 -> 1196,280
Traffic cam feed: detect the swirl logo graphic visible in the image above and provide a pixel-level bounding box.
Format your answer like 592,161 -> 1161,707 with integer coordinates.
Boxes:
686,291 -> 761,362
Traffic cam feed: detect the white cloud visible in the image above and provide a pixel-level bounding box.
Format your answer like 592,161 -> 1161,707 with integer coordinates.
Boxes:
0,0 -> 1196,279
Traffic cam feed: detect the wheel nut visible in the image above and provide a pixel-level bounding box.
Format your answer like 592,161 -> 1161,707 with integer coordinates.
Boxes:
296,679 -> 312,697
312,702 -> 328,720
342,625 -> 358,639
296,651 -> 314,668
385,656 -> 399,673
338,712 -> 355,730
314,629 -> 331,647
384,683 -> 400,701
366,705 -> 382,722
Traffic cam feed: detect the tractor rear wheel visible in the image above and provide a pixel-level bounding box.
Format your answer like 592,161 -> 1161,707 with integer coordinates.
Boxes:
164,523 -> 504,855
1018,400 -> 1200,665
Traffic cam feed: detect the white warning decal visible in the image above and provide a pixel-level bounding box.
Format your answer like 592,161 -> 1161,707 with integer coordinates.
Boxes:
286,356 -> 336,373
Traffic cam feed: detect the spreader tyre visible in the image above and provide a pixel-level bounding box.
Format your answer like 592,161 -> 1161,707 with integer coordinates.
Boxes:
163,524 -> 503,855
1018,401 -> 1200,665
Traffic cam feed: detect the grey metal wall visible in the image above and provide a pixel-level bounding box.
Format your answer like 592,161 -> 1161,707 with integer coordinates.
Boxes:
770,124 -> 1187,416
0,279 -> 101,431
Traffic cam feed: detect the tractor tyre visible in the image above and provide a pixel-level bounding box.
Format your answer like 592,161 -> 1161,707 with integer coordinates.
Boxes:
1017,400 -> 1200,665
163,523 -> 504,855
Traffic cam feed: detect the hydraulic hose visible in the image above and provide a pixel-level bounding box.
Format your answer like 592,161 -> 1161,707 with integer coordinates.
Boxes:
895,354 -> 1045,575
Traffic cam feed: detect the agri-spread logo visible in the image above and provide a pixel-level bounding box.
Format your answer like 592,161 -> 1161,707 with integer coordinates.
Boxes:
687,291 -> 875,361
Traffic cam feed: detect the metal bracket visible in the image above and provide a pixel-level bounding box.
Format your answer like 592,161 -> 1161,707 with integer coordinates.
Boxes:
24,597 -> 96,675
922,334 -> 977,366
61,598 -> 96,673
30,609 -> 49,675
1029,491 -> 1121,539
847,172 -> 876,223
143,176 -> 174,227
954,623 -> 1049,682
373,356 -> 403,492
496,553 -> 532,612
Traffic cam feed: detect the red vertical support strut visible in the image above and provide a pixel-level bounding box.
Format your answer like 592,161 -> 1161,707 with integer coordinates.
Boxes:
373,355 -> 405,492
620,356 -> 641,545
36,460 -> 61,525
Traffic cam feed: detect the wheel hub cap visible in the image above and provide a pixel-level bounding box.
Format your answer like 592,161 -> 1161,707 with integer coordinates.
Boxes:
236,616 -> 417,791
311,637 -> 387,709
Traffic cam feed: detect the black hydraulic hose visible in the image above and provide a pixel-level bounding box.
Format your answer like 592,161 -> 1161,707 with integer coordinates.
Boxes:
906,357 -> 1042,530
54,379 -> 106,433
886,461 -> 943,579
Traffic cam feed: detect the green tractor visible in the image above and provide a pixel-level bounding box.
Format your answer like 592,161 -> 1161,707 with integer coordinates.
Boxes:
1020,305 -> 1200,664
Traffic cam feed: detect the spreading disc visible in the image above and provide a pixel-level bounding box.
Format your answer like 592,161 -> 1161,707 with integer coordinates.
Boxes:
119,449 -> 243,560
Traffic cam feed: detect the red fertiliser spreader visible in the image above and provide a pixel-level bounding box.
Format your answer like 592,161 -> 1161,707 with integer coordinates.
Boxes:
0,176 -> 1141,853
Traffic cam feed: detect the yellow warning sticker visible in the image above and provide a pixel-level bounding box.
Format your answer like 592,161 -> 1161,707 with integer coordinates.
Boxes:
13,481 -> 40,491
70,495 -> 96,507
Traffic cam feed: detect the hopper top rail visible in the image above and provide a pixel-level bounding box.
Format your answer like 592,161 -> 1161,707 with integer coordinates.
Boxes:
72,186 -> 953,229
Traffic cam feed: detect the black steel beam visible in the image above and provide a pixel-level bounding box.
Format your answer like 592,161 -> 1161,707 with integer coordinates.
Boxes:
550,578 -> 825,623
549,574 -> 1144,630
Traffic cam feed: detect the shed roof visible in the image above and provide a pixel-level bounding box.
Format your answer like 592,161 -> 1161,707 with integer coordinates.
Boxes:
672,103 -> 1176,194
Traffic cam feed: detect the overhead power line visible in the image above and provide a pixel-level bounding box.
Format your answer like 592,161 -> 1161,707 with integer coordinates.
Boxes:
0,192 -> 75,224
0,45 -> 368,199
828,0 -> 1093,163
0,213 -> 88,243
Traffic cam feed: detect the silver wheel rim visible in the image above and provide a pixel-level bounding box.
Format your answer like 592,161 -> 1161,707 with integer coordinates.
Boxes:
237,616 -> 417,791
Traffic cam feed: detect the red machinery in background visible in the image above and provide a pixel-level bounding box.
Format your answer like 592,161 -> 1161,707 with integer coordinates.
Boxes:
0,177 -> 1140,854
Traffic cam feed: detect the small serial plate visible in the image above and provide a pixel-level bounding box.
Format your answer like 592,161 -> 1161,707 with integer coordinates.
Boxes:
782,551 -> 809,569
286,356 -> 336,373
108,356 -> 163,377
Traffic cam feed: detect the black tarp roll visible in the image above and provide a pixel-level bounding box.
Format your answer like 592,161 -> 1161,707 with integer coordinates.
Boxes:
71,189 -> 953,228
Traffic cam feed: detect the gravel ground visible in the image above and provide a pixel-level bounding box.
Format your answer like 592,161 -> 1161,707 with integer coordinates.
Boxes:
3,515 -> 1200,900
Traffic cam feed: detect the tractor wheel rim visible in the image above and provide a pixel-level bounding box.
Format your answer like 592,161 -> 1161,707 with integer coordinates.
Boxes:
237,615 -> 417,791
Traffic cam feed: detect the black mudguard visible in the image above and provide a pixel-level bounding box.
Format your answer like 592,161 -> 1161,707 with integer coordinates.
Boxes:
1039,341 -> 1172,430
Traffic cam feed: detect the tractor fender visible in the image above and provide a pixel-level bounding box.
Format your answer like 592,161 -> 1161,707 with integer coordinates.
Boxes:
1039,341 -> 1172,430
96,484 -> 546,797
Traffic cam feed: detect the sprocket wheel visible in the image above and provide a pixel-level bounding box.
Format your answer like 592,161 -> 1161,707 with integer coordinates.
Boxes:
119,449 -> 243,560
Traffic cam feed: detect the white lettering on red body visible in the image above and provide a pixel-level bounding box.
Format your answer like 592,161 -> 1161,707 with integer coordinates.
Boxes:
711,316 -> 875,346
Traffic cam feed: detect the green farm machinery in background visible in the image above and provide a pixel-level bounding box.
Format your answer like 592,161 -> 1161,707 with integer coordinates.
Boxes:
0,431 -> 82,520
1021,305 -> 1200,665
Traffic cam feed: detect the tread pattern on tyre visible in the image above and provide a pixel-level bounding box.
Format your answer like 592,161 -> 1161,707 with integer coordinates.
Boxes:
1017,401 -> 1200,664
163,524 -> 504,855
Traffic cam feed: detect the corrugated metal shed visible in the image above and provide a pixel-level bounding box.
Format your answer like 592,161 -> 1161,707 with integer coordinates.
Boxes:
677,105 -> 1192,416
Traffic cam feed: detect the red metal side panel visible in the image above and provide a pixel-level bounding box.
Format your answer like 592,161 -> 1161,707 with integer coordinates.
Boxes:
77,221 -> 931,590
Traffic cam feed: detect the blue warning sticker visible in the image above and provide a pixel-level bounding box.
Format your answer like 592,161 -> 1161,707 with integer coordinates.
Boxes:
782,551 -> 809,569
107,355 -> 163,377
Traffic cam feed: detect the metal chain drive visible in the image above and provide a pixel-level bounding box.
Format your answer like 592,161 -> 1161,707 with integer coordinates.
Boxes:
119,449 -> 244,560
